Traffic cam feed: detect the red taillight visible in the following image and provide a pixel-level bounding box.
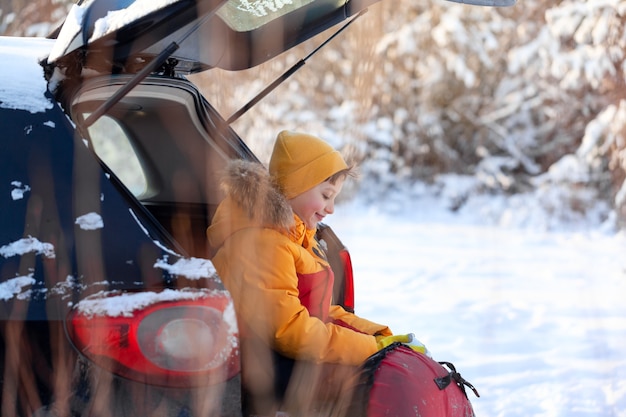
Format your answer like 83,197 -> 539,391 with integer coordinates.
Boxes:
66,289 -> 239,387
339,248 -> 355,312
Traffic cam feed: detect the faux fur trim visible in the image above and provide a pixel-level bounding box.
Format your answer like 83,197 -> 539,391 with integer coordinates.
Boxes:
220,160 -> 294,231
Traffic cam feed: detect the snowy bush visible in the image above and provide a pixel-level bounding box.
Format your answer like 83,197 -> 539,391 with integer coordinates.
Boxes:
0,0 -> 69,36
576,100 -> 626,227
355,0 -> 626,228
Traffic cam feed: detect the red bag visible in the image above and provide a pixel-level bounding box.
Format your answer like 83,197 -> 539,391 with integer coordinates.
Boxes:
349,343 -> 480,417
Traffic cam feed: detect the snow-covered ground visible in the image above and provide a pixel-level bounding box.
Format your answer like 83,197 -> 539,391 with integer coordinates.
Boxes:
331,191 -> 626,417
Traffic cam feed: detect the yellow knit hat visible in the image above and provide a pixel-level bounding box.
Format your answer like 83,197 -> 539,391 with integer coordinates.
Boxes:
269,130 -> 348,199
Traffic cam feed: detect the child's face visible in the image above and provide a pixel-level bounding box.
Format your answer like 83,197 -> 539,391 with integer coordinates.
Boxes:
288,178 -> 345,229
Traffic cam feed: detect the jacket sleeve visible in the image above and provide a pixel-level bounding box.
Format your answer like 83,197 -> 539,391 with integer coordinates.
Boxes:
328,305 -> 392,337
227,228 -> 379,366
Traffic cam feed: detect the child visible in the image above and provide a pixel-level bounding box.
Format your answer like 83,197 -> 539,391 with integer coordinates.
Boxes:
207,130 -> 409,416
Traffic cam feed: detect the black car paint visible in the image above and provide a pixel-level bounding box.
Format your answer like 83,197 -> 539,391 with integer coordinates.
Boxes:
0,85 -> 237,415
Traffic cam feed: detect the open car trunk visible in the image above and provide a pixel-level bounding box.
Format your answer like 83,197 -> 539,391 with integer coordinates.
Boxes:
49,0 -> 516,74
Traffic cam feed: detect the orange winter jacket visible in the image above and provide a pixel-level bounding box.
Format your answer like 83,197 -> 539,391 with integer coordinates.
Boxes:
206,161 -> 391,368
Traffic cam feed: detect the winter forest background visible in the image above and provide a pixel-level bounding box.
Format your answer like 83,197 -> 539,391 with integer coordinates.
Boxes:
2,0 -> 626,232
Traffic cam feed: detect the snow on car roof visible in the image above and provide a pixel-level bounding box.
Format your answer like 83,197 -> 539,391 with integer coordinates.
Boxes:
89,0 -> 181,42
48,0 -> 181,63
0,36 -> 55,114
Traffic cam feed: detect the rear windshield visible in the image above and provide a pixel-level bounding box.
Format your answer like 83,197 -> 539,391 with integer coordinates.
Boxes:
217,0 -> 316,31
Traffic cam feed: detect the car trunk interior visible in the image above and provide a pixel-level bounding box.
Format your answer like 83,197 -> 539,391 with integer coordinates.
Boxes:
68,74 -> 352,311
70,75 -> 255,259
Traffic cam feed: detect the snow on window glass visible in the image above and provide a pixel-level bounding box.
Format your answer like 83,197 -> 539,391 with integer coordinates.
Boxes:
217,0 -> 314,31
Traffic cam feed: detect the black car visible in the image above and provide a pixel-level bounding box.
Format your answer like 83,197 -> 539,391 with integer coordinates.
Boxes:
0,0 -> 513,416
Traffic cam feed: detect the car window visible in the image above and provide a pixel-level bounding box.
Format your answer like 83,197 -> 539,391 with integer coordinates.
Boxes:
217,0 -> 315,31
86,114 -> 148,197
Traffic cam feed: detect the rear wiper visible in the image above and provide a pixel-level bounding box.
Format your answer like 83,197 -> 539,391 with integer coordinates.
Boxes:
225,8 -> 368,126
83,1 -> 228,128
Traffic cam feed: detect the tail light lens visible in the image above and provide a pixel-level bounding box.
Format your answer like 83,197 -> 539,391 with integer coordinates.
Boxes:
316,223 -> 356,313
66,289 -> 239,387
338,248 -> 355,313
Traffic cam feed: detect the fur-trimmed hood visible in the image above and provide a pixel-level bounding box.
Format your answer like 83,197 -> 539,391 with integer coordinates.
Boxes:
206,160 -> 295,254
